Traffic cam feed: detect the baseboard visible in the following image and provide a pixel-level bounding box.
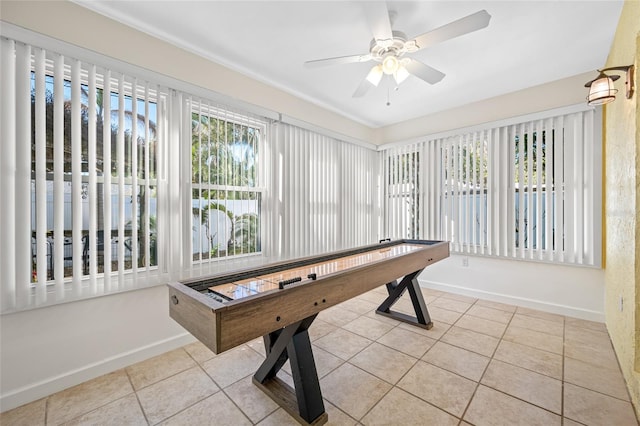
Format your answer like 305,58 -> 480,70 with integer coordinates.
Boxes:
0,333 -> 196,412
420,279 -> 605,323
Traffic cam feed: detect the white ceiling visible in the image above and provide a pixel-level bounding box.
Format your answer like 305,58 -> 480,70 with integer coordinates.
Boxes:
75,1 -> 623,128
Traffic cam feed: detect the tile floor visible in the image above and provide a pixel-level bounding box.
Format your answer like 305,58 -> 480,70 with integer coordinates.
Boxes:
2,287 -> 638,426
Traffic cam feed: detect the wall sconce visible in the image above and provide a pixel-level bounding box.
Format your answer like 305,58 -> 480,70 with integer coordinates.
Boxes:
584,65 -> 635,105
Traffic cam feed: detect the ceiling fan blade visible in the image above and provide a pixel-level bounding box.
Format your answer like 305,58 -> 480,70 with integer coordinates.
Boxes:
410,10 -> 491,51
363,1 -> 393,42
304,53 -> 372,68
353,78 -> 374,98
405,59 -> 445,84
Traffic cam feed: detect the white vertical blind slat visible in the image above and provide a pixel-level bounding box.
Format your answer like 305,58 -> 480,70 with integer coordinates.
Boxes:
103,70 -> 112,290
71,59 -> 83,289
117,74 -> 126,286
1,38 -> 17,311
53,54 -> 65,294
16,42 -> 32,307
34,47 -> 47,302
131,78 -> 139,279
87,64 -> 97,289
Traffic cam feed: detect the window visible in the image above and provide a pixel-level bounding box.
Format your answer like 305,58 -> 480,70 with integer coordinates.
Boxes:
190,100 -> 263,261
28,71 -> 160,282
383,107 -> 602,266
1,37 -> 165,312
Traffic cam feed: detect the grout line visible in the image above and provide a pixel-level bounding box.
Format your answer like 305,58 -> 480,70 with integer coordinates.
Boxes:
124,367 -> 151,425
457,301 -> 515,423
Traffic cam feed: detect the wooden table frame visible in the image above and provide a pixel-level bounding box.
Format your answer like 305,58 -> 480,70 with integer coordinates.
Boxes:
168,239 -> 449,424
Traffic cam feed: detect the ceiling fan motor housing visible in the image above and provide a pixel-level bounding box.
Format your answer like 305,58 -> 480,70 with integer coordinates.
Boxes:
369,30 -> 414,61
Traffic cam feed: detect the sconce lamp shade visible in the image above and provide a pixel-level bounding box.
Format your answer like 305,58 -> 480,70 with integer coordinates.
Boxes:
586,72 -> 618,105
584,65 -> 634,106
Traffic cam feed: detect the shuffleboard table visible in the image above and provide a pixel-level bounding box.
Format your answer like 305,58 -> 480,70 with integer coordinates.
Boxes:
168,239 -> 449,424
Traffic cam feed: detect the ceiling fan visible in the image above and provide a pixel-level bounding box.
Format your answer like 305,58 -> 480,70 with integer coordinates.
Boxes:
304,3 -> 491,97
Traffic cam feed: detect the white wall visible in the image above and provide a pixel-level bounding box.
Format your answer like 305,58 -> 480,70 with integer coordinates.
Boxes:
0,0 -> 606,413
0,285 -> 194,411
420,254 -> 604,321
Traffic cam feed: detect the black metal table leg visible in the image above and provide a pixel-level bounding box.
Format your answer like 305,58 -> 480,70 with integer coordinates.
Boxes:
253,314 -> 327,425
375,269 -> 434,329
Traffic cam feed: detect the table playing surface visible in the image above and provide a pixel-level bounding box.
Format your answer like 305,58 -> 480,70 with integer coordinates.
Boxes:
208,243 -> 425,301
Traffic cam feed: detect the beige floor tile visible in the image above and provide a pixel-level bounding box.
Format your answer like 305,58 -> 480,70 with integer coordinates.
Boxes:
47,369 -> 133,425
421,288 -> 445,297
246,337 -> 267,356
564,339 -> 619,369
564,383 -> 638,426
183,340 -> 217,364
202,345 -> 264,388
509,313 -> 564,337
564,326 -> 611,348
516,307 -> 564,323
493,340 -> 562,379
466,305 -> 514,324
350,342 -> 417,384
361,387 -> 458,426
357,289 -> 386,305
481,359 -> 562,414
438,292 -> 478,304
454,314 -> 508,338
474,299 -> 517,313
464,385 -> 561,426
503,325 -> 564,354
430,297 -> 473,313
390,298 -> 417,315
324,400 -> 358,425
126,348 -> 196,390
565,317 -> 607,332
398,321 -> 450,339
320,363 -> 391,420
137,366 -> 218,424
223,376 -> 279,423
160,390 -> 251,425
65,394 -> 146,426
564,357 -> 630,400
342,316 -> 395,340
317,306 -> 360,327
363,309 -> 403,326
441,326 -> 500,357
562,418 -> 586,426
308,319 -> 338,341
256,408 -> 299,426
397,361 -> 476,417
426,306 -> 464,324
282,345 -> 344,379
0,398 -> 46,426
338,298 -> 379,315
423,341 -> 489,381
377,326 -> 436,358
314,328 -> 372,360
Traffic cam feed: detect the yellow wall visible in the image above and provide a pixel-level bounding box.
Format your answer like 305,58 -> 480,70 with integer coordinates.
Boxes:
604,0 -> 640,414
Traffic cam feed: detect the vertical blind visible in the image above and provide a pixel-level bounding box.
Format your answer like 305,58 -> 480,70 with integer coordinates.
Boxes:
383,108 -> 602,266
264,123 -> 380,259
1,37 -> 166,312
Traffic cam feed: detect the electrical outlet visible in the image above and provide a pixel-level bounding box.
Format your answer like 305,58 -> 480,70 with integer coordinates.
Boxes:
462,257 -> 469,267
619,295 -> 624,312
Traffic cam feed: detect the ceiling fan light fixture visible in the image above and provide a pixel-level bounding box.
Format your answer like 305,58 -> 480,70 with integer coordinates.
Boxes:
382,55 -> 399,75
394,65 -> 410,84
366,64 -> 384,86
